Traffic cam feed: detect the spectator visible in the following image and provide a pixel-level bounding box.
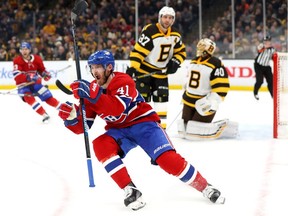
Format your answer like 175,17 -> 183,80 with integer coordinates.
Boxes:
42,20 -> 56,36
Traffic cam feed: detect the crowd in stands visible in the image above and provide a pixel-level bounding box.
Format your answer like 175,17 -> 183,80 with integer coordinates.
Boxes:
0,0 -> 287,62
209,0 -> 287,58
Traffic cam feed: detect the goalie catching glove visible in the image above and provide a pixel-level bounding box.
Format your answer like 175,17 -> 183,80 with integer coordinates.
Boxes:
70,79 -> 102,104
166,57 -> 181,74
195,92 -> 222,116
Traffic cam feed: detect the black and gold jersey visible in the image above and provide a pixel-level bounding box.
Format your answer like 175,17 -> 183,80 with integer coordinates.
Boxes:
129,23 -> 186,78
182,56 -> 230,107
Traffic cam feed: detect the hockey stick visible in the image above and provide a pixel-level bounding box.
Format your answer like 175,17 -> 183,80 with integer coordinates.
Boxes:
56,70 -> 164,94
0,92 -> 38,97
136,71 -> 165,79
56,71 -> 164,94
166,109 -> 182,131
70,0 -> 95,187
56,79 -> 73,95
56,65 -> 72,73
2,81 -> 35,95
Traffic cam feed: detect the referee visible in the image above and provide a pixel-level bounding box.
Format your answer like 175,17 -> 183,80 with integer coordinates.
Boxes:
253,35 -> 276,100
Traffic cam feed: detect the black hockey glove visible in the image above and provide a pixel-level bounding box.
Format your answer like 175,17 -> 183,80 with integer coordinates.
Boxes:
166,57 -> 181,74
126,67 -> 138,80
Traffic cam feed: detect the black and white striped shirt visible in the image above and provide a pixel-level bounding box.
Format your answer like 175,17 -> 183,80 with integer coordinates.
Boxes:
255,47 -> 276,66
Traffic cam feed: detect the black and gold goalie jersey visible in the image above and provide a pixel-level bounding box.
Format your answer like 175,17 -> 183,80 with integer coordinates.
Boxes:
182,56 -> 230,107
129,23 -> 186,78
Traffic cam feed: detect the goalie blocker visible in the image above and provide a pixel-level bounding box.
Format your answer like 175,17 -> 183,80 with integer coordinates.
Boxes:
177,119 -> 239,140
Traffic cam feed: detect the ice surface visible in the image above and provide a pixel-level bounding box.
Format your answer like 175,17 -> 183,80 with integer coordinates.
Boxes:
0,89 -> 287,216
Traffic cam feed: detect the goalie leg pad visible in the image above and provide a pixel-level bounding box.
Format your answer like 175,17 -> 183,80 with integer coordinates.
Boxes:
184,119 -> 238,140
220,120 -> 239,138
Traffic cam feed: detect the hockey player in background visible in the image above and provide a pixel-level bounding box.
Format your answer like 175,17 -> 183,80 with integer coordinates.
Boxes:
13,42 -> 61,123
126,6 -> 186,129
58,50 -> 225,211
253,35 -> 275,100
177,38 -> 238,140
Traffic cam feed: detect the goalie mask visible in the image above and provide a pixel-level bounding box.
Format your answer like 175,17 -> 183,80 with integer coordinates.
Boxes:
158,6 -> 175,25
196,38 -> 216,57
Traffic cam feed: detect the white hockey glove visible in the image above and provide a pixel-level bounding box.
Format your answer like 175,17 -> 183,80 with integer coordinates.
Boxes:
195,92 -> 222,116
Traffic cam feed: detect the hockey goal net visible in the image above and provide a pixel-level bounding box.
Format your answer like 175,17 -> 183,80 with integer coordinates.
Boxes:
273,52 -> 288,138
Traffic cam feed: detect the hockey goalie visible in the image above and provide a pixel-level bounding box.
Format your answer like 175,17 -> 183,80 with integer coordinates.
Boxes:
177,38 -> 238,140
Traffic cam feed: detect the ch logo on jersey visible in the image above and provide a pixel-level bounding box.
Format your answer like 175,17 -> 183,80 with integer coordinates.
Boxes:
102,114 -> 127,123
103,115 -> 118,122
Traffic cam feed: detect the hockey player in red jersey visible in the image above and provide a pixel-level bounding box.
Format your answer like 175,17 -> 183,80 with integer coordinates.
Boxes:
58,50 -> 225,210
13,42 -> 61,123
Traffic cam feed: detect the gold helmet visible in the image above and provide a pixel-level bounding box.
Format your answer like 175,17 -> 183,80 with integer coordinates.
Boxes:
196,38 -> 216,57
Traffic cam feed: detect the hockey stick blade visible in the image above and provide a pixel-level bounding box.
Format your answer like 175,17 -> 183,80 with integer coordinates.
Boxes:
56,79 -> 73,95
71,0 -> 88,21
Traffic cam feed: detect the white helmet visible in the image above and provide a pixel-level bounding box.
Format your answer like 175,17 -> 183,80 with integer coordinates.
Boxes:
158,6 -> 175,24
196,38 -> 216,57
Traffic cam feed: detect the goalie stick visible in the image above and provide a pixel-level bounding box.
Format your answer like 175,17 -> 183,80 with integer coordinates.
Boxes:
69,0 -> 95,187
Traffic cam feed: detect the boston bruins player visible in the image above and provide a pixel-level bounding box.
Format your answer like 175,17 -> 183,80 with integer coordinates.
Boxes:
126,6 -> 186,129
178,38 -> 238,140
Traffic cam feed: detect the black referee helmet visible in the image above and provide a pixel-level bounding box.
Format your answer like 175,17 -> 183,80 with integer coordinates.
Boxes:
263,35 -> 271,41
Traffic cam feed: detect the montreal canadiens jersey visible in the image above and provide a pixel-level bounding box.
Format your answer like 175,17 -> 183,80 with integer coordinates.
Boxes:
65,72 -> 160,134
182,56 -> 230,107
129,23 -> 186,78
13,54 -> 46,85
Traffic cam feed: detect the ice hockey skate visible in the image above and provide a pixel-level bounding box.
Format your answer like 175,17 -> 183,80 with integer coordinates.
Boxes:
42,113 -> 50,123
124,182 -> 146,210
254,94 -> 259,100
202,184 -> 225,204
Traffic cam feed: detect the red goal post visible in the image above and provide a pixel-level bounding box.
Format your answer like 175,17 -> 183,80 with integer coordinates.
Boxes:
273,52 -> 288,139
